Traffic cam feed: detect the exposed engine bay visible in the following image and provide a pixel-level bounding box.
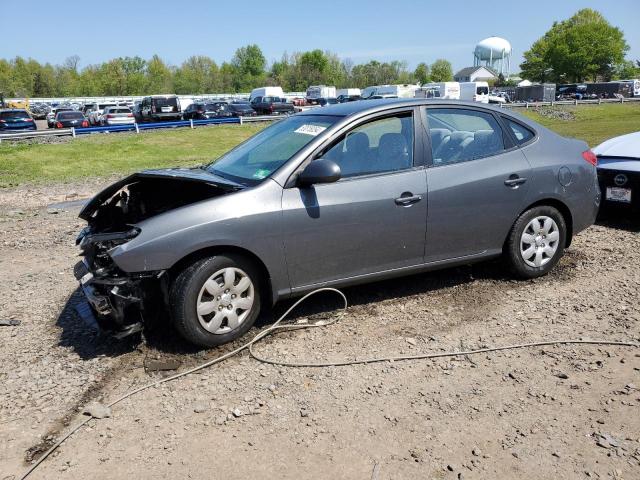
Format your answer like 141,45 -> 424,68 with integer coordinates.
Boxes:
74,170 -> 240,336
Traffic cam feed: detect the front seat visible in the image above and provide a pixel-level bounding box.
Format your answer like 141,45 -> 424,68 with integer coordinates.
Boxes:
343,132 -> 370,176
377,133 -> 410,172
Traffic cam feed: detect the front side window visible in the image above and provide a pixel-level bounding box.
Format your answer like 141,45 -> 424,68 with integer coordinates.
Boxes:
322,113 -> 414,178
425,108 -> 504,166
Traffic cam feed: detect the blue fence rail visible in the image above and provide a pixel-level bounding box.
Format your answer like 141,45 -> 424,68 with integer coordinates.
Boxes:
0,115 -> 281,142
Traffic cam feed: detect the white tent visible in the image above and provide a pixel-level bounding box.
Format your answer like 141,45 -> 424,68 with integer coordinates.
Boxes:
518,79 -> 533,87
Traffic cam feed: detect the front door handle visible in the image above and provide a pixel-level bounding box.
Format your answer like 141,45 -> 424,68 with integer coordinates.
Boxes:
504,175 -> 527,188
395,193 -> 422,206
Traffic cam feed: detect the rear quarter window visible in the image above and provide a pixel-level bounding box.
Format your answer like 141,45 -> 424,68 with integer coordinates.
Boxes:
504,118 -> 535,144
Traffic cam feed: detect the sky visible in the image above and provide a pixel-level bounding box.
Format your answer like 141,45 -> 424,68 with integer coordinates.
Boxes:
3,0 -> 639,73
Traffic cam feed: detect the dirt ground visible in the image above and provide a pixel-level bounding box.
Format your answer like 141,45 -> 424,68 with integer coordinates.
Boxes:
0,181 -> 639,480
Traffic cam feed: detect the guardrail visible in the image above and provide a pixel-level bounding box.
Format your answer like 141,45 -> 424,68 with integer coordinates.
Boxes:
0,115 -> 281,142
500,96 -> 640,108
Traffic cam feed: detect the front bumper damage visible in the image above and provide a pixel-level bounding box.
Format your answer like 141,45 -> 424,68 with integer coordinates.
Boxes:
74,227 -> 166,338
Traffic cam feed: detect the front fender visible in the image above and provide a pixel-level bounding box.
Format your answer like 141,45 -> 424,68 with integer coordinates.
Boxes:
109,179 -> 290,297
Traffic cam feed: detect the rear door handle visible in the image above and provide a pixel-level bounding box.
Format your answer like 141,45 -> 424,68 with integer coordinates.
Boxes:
504,176 -> 527,187
394,194 -> 423,206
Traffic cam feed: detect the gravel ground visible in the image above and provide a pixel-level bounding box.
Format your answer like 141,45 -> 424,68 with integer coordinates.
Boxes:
0,181 -> 639,480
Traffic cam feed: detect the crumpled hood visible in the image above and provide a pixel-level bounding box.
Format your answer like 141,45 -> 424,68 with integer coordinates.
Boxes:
79,167 -> 241,220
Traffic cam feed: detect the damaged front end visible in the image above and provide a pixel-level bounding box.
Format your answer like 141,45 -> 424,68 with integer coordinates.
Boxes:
74,168 -> 241,338
74,227 -> 164,338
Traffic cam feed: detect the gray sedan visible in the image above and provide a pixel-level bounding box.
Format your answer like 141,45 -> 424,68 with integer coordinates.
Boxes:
75,99 -> 600,347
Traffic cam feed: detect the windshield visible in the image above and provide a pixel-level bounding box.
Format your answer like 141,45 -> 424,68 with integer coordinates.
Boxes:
476,87 -> 489,95
206,115 -> 339,185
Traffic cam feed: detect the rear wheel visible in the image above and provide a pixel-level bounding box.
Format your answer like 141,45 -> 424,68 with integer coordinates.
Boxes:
170,254 -> 262,348
505,206 -> 566,279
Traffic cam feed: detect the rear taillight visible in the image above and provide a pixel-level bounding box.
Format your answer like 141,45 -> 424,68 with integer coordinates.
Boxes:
127,113 -> 133,117
0,120 -> 5,123
582,150 -> 598,166
151,106 -> 156,113
106,114 -> 114,119
82,120 -> 89,127
56,122 -> 63,128
25,118 -> 33,122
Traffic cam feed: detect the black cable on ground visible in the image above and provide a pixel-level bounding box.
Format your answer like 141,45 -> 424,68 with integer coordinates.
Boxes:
19,288 -> 639,479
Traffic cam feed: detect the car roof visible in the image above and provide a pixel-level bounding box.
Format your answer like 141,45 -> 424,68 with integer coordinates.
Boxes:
0,108 -> 28,112
298,98 -> 508,117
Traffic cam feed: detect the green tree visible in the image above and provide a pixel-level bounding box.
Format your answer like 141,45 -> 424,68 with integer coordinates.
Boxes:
146,55 -> 173,93
430,59 -> 453,82
612,60 -> 639,80
520,9 -> 628,82
231,45 -> 266,91
174,56 -> 219,94
414,63 -> 430,84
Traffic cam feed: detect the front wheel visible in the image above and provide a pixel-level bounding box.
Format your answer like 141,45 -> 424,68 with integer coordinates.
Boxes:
170,254 -> 262,348
505,206 -> 566,279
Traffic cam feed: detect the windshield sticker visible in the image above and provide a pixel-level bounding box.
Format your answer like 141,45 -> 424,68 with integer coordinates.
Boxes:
294,124 -> 327,136
252,169 -> 270,179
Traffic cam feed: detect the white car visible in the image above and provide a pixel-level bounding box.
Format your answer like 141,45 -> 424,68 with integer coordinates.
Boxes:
88,103 -> 117,126
100,106 -> 136,126
594,131 -> 640,215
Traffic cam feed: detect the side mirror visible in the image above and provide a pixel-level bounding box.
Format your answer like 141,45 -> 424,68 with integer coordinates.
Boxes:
297,159 -> 341,187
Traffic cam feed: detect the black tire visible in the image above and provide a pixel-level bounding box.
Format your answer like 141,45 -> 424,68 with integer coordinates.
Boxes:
169,254 -> 262,348
505,205 -> 566,279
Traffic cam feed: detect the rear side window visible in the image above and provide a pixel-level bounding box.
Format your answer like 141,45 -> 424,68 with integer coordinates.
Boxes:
504,118 -> 535,144
425,108 -> 505,166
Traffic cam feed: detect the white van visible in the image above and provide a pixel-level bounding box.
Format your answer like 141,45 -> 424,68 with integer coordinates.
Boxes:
250,86 -> 285,102
459,82 -> 490,103
336,88 -> 361,97
374,84 -> 420,98
361,86 -> 379,99
305,85 -> 337,104
415,82 -> 460,100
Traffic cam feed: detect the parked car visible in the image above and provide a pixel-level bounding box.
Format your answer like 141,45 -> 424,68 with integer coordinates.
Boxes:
87,103 -> 117,126
0,109 -> 37,131
336,94 -> 362,103
593,131 -> 640,216
100,106 -> 136,126
139,95 -> 182,122
183,102 -> 231,120
131,102 -> 142,122
47,107 -> 73,128
318,97 -> 338,106
227,103 -> 257,117
29,103 -> 50,120
459,82 -> 490,103
75,99 -> 600,347
306,85 -> 337,105
54,110 -> 89,128
249,96 -> 295,115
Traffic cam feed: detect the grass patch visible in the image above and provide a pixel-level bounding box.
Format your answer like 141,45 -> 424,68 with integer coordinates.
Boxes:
0,123 -> 265,187
1,103 -> 639,186
519,102 -> 640,147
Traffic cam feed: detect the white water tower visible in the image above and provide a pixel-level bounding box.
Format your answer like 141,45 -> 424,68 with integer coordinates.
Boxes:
473,37 -> 512,78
